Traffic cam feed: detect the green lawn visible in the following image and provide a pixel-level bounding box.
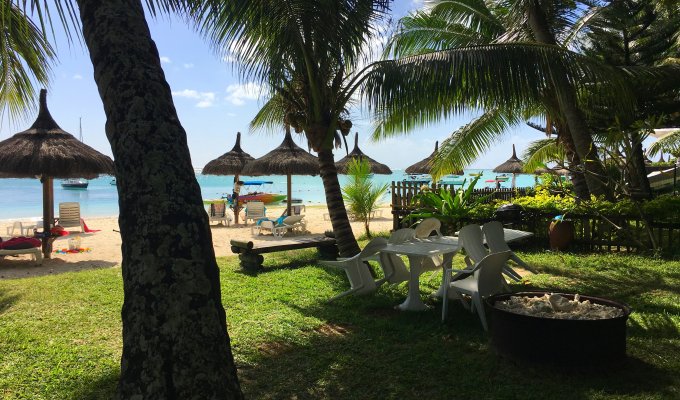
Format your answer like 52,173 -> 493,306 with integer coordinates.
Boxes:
0,247 -> 678,399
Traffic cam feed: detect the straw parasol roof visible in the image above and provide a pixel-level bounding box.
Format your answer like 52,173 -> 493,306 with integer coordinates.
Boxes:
335,132 -> 392,174
0,90 -> 114,178
534,167 -> 570,176
241,127 -> 318,216
0,89 -> 114,258
493,144 -> 524,174
493,144 -> 524,188
202,132 -> 255,175
405,141 -> 463,175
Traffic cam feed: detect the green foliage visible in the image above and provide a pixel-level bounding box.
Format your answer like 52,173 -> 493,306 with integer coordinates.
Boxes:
406,175 -> 488,223
341,158 -> 388,238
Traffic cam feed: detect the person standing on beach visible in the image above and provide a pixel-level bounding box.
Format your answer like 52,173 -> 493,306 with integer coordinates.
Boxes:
232,179 -> 244,222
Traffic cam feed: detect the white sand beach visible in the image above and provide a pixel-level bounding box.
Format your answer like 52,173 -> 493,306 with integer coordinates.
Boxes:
0,204 -> 394,279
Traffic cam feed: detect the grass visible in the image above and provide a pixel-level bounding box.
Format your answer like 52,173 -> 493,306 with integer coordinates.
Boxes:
0,246 -> 679,399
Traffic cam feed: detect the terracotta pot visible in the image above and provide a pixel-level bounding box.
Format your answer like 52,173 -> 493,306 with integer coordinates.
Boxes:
549,220 -> 574,251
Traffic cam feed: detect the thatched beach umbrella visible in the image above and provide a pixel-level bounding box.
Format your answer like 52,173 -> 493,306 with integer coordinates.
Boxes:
335,132 -> 392,174
241,127 -> 318,216
405,141 -> 463,176
493,144 -> 524,188
203,132 -> 255,224
0,89 -> 114,258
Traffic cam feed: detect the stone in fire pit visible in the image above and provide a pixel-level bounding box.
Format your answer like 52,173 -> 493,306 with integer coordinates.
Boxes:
487,292 -> 631,365
495,293 -> 625,320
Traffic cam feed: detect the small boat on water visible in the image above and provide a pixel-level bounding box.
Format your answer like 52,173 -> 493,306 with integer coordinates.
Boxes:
110,179 -> 117,185
228,180 -> 287,204
61,178 -> 88,189
469,172 -> 483,177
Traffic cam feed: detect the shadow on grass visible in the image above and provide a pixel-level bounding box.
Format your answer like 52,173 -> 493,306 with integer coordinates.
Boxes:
238,291 -> 677,400
0,287 -> 20,315
68,367 -> 119,400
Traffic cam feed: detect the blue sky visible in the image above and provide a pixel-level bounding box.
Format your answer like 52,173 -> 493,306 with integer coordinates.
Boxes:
0,0 -> 548,170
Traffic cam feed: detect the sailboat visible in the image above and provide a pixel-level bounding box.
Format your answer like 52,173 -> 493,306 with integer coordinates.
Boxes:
61,118 -> 89,189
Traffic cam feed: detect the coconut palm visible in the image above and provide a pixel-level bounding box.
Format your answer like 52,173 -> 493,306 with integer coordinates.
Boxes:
6,1 -> 243,398
0,4 -> 54,120
368,0 -> 633,199
189,0 -> 399,258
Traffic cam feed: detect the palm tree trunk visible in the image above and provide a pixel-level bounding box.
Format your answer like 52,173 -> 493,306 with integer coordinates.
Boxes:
317,148 -> 361,257
627,132 -> 652,199
527,0 -> 613,200
76,1 -> 243,398
558,126 -> 590,199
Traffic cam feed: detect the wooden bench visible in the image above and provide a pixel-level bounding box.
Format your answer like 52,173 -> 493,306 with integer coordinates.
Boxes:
230,236 -> 338,271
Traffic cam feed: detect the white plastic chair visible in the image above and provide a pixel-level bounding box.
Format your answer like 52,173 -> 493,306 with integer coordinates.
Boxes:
483,221 -> 537,276
371,228 -> 414,285
208,202 -> 232,226
458,223 -> 519,283
320,237 -> 388,301
6,221 -> 24,237
414,217 -> 442,238
441,250 -> 512,330
244,201 -> 266,225
58,202 -> 84,233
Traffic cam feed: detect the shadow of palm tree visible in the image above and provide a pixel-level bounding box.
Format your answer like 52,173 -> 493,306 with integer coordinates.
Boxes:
238,290 -> 676,400
0,287 -> 20,315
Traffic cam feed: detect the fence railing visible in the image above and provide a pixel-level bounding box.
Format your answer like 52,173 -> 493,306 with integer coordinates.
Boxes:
390,181 -> 680,254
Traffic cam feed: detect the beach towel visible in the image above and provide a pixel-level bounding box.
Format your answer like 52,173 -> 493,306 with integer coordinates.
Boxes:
0,237 -> 41,250
82,219 -> 100,233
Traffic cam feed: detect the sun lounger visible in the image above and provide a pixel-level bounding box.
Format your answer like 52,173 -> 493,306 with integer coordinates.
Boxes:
0,247 -> 43,265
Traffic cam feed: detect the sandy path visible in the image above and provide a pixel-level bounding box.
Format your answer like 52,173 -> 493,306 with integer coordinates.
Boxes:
0,204 -> 394,279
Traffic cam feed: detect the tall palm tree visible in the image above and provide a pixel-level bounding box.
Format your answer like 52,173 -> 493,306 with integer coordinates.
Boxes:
7,1 -> 244,398
0,4 -> 54,120
369,0 -> 631,199
189,0 -> 397,257
581,0 -> 680,197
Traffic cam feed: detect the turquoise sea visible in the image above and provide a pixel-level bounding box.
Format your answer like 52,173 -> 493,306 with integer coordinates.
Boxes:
0,170 -> 537,220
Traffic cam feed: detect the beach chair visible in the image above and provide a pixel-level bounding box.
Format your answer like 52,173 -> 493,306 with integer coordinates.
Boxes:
441,250 -> 512,330
291,204 -> 306,216
244,201 -> 266,225
482,221 -> 537,277
6,221 -> 24,237
254,215 -> 306,237
320,237 -> 388,301
414,217 -> 442,238
208,202 -> 232,226
57,202 -> 84,233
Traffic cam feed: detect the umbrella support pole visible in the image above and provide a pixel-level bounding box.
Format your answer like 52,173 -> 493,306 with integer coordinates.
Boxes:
233,174 -> 241,224
41,177 -> 54,259
287,174 -> 292,217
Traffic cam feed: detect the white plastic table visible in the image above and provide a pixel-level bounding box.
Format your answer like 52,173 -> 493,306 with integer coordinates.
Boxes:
380,240 -> 460,311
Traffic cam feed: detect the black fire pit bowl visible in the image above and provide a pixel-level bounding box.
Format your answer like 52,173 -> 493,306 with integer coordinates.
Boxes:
487,292 -> 632,365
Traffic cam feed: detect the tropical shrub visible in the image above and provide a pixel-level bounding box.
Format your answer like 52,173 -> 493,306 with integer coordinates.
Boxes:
341,158 -> 388,238
406,176 -> 489,224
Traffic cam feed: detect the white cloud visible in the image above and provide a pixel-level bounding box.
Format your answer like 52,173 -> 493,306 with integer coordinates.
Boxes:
172,89 -> 216,108
160,56 -> 172,64
183,63 -> 194,69
72,74 -> 82,80
225,82 -> 261,106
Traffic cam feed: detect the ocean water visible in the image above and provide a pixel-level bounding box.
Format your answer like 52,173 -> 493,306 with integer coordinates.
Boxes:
0,170 -> 537,220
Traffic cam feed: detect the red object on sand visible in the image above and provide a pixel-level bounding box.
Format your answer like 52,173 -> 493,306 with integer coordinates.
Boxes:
82,220 -> 100,233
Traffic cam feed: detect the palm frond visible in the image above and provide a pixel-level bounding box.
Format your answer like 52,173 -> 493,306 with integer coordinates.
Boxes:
521,138 -> 566,172
0,4 -> 55,121
365,43 -> 634,138
430,108 -> 524,178
648,130 -> 680,156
